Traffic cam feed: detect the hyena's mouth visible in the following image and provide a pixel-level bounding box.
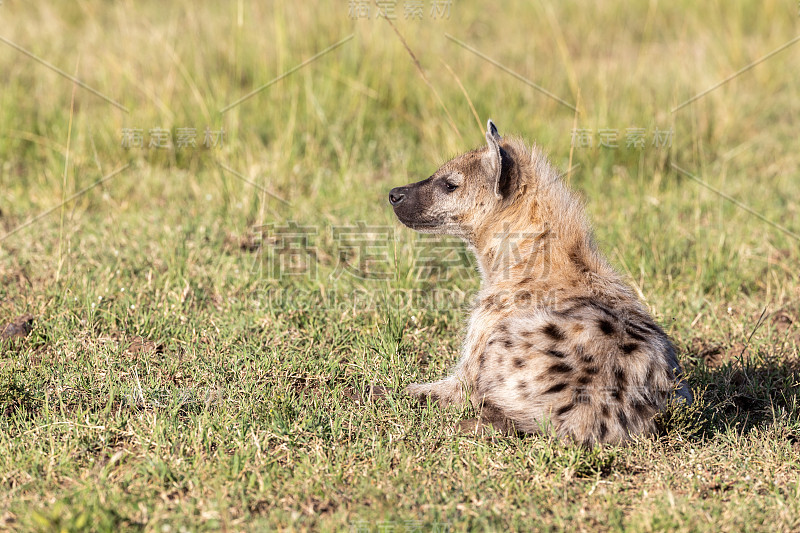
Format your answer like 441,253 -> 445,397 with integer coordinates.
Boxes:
394,214 -> 447,233
390,206 -> 443,231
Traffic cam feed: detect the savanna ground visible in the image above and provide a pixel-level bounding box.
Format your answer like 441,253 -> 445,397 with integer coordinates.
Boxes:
1,1 -> 799,531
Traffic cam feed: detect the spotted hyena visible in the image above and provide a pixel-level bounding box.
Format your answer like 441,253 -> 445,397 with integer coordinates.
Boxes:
388,120 -> 692,446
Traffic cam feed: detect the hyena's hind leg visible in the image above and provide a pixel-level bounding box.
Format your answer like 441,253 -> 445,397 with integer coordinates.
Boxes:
405,375 -> 467,407
407,378 -> 523,436
458,399 -> 520,436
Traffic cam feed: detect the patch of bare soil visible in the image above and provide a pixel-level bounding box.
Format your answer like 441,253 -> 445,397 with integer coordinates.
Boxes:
345,384 -> 390,405
771,309 -> 794,334
688,337 -> 731,367
120,335 -> 164,358
224,230 -> 262,253
0,314 -> 34,341
689,307 -> 799,368
93,333 -> 164,359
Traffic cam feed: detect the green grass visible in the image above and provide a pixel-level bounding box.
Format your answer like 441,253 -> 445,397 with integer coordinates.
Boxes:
1,1 -> 799,531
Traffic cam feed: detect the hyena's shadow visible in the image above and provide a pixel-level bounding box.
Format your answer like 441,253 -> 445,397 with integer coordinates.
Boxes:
664,344 -> 800,442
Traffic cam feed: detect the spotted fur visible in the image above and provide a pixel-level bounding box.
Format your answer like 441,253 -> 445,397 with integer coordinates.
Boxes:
389,120 -> 692,446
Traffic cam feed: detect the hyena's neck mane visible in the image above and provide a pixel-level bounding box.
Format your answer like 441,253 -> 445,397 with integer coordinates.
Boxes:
472,139 -> 619,292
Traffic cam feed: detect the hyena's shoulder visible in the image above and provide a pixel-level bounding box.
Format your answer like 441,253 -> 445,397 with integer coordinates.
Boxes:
473,295 -> 688,445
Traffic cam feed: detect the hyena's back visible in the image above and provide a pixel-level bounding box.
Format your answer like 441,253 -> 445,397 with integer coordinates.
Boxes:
475,297 -> 690,445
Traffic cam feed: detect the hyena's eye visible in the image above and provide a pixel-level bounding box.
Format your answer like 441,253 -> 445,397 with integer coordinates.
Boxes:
444,181 -> 459,192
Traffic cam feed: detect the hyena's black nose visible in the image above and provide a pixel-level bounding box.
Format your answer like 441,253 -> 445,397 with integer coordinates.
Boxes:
389,187 -> 406,206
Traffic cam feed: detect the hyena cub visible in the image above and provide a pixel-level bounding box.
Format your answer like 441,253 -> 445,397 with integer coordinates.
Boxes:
389,120 -> 692,446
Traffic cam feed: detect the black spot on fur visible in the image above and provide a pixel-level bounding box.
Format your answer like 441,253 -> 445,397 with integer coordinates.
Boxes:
624,326 -> 647,342
556,403 -> 575,417
630,317 -> 662,335
520,330 -> 534,338
601,404 -> 610,418
575,345 -> 594,363
598,421 -> 608,440
577,374 -> 593,385
503,339 -> 514,348
570,244 -> 591,274
517,381 -> 528,391
544,382 -> 568,394
549,362 -> 573,374
621,343 -> 639,355
645,364 -> 654,384
547,349 -> 567,359
598,319 -> 616,336
626,330 -> 647,343
561,297 -> 617,320
632,401 -> 651,417
542,323 -> 566,342
479,352 -> 487,370
618,410 -> 629,430
643,321 -> 660,332
611,387 -> 623,402
584,366 -> 599,375
497,323 -> 509,334
626,321 -> 649,333
513,357 -> 526,369
573,387 -> 591,405
614,367 -> 627,389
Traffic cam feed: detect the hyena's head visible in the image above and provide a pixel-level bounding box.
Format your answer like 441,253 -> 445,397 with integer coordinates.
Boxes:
389,120 -> 522,239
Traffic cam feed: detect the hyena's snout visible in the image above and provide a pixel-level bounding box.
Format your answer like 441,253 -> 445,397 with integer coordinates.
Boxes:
389,177 -> 448,233
388,186 -> 407,207
388,180 -> 430,229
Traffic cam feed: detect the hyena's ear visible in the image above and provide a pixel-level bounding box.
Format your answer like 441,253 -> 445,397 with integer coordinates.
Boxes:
487,119 -> 501,143
484,119 -> 516,200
